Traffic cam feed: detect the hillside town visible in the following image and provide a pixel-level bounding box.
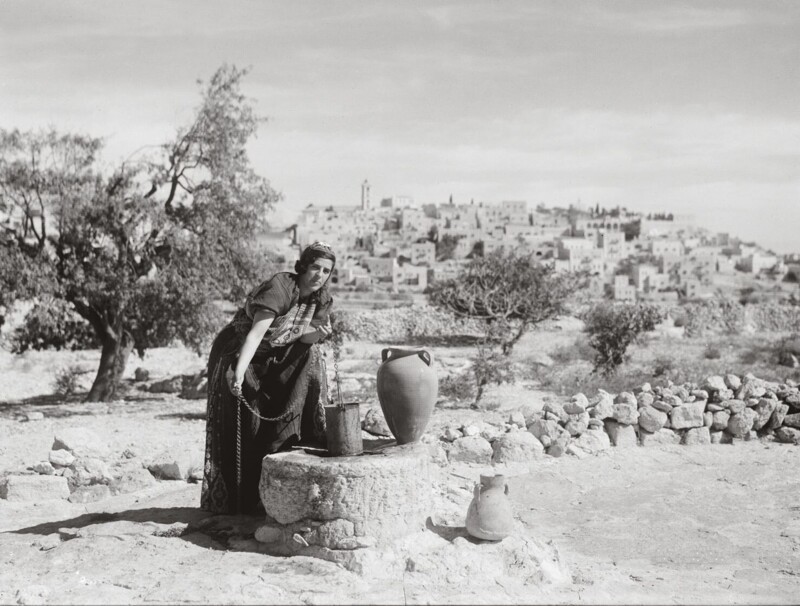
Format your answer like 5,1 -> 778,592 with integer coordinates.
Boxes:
285,180 -> 798,303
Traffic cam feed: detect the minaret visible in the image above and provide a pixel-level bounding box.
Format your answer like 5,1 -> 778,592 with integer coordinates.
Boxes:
361,180 -> 370,211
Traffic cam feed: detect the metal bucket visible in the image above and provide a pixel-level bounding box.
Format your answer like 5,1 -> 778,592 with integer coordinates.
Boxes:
324,403 -> 363,456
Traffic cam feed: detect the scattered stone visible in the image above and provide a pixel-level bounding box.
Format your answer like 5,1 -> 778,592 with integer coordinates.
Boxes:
134,367 -> 150,382
691,390 -> 710,401
31,461 -> 54,475
48,448 -> 75,467
636,392 -> 655,408
638,406 -> 667,433
362,407 -> 392,437
546,442 -> 565,458
565,443 -> 588,459
0,475 -> 70,501
662,395 -> 683,408
147,451 -> 203,481
722,399 -> 746,415
572,428 -> 611,454
651,400 -> 674,414
736,382 -> 766,401
588,390 -> 614,420
710,430 -> 724,444
479,422 -> 504,443
669,403 -> 705,430
784,413 -> 800,429
711,388 -> 735,403
639,428 -> 681,447
148,376 -> 184,393
604,420 -> 637,448
702,376 -> 727,394
775,427 -> 800,445
727,408 -> 758,438
587,418 -> 604,430
724,374 -> 742,391
52,427 -> 110,459
682,427 -> 711,445
34,533 -> 61,551
637,382 -> 652,393
612,401 -> 639,425
441,427 -> 463,442
564,394 -> 587,414
614,392 -> 638,407
23,411 -> 45,422
109,465 -> 158,495
68,484 -> 111,504
706,403 -> 724,412
461,424 -> 481,437
703,412 -> 713,427
507,410 -> 526,428
448,435 -> 493,464
767,404 -> 789,431
180,372 -> 208,399
70,457 -> 114,488
711,410 -> 731,431
778,351 -> 799,368
564,412 -> 589,436
491,431 -> 545,464
543,402 -> 569,424
752,398 -> 778,431
528,419 -> 564,444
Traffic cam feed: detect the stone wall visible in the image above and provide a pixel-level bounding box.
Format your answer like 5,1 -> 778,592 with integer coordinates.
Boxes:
435,372 -> 800,466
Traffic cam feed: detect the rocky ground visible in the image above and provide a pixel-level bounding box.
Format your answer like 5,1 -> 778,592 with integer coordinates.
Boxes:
1,343 -> 799,604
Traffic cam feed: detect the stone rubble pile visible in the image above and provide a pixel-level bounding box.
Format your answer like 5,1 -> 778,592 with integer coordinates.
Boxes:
425,373 -> 800,465
0,426 -> 202,503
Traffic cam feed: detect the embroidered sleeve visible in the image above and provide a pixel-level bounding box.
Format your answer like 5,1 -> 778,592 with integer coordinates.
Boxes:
245,273 -> 294,318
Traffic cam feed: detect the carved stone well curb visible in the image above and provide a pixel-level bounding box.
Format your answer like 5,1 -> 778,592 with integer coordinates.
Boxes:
255,441 -> 433,566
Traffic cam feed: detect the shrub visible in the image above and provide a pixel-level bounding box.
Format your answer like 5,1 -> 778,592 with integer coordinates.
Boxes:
652,356 -> 676,378
583,302 -> 664,375
53,364 -> 85,396
704,344 -> 722,360
438,371 -> 477,406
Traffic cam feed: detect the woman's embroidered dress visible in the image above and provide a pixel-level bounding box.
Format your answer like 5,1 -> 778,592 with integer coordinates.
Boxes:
201,273 -> 331,515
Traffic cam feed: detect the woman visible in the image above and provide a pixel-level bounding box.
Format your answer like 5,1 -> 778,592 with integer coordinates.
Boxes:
201,242 -> 336,515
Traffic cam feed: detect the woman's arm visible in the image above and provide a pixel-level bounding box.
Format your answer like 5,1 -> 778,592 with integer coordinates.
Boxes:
299,319 -> 332,344
232,310 -> 276,392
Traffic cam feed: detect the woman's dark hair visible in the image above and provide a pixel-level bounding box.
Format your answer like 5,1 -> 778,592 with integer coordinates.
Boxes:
295,242 -> 336,304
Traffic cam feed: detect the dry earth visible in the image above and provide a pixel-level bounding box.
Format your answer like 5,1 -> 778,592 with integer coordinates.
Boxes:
1,342 -> 799,604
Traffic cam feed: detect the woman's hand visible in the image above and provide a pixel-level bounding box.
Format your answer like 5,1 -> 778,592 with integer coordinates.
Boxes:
232,368 -> 245,397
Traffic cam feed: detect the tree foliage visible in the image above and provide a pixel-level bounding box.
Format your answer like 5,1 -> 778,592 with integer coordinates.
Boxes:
583,302 -> 664,375
0,64 -> 280,400
429,249 -> 584,404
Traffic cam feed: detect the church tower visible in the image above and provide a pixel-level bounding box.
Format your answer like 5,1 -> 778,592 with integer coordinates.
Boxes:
361,179 -> 370,211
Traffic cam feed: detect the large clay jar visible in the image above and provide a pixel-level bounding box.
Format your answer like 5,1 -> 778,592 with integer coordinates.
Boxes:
376,347 -> 438,444
465,474 -> 515,541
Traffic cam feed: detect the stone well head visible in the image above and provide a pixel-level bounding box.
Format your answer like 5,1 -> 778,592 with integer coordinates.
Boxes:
256,441 -> 434,557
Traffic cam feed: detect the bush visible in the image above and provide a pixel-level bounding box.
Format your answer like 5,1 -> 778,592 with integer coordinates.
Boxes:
703,344 -> 722,360
652,356 -> 676,378
53,364 -> 85,396
438,371 -> 477,405
582,302 -> 664,375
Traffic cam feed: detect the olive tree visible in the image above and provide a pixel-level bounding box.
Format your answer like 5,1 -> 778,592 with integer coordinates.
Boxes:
0,65 -> 280,400
429,249 -> 584,402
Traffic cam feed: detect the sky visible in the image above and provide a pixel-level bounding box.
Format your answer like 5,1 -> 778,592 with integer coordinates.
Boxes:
2,0 -> 799,252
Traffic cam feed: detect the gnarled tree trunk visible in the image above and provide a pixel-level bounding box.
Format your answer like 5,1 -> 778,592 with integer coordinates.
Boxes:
86,330 -> 134,402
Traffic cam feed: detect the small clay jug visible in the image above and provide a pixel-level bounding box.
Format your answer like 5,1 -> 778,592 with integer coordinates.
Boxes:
465,474 -> 515,541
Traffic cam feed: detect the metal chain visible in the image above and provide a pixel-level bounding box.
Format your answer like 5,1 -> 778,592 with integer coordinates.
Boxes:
232,386 -> 294,422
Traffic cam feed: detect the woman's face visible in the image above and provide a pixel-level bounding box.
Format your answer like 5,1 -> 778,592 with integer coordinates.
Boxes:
300,257 -> 334,293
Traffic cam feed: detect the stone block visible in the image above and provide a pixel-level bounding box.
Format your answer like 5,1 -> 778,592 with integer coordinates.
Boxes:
52,427 -> 110,459
491,431 -> 544,464
0,474 -> 70,501
753,398 -> 778,431
589,390 -> 614,419
68,484 -> 111,504
727,408 -> 757,438
638,406 -> 667,433
147,450 -> 203,480
449,435 -> 493,464
682,427 -> 711,445
604,420 -> 637,447
572,428 -> 611,454
639,428 -> 681,447
362,407 -> 392,437
670,402 -> 705,430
